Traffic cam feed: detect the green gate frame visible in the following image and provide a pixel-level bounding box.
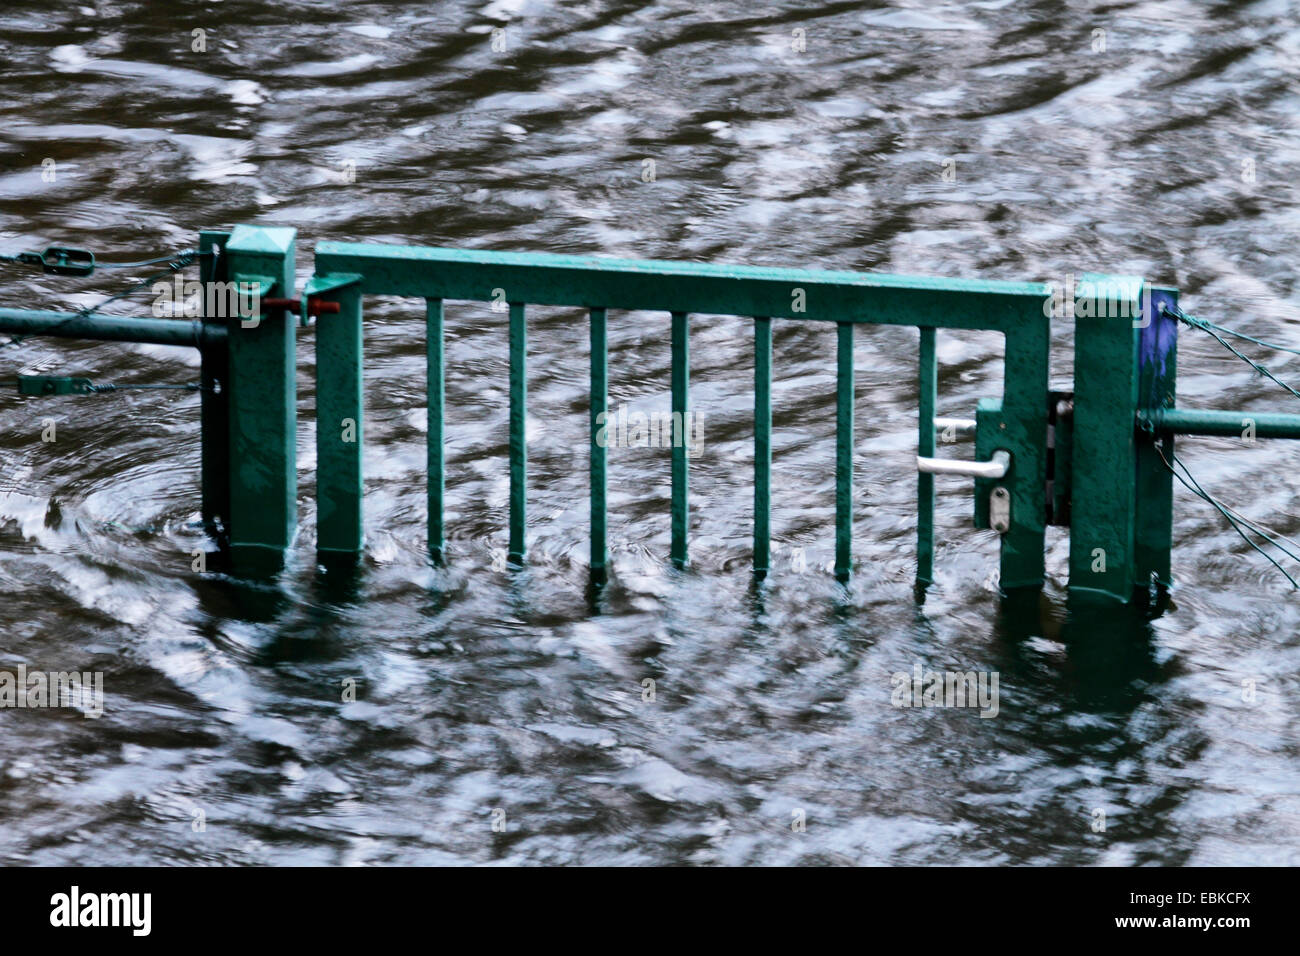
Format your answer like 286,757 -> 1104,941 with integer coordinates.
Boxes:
6,224 -> 1300,606
310,241 -> 1053,590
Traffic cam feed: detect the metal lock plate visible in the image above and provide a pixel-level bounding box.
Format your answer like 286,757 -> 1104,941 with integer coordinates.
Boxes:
989,486 -> 1011,534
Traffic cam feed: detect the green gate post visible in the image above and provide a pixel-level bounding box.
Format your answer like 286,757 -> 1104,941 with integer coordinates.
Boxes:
1134,286 -> 1179,596
199,229 -> 232,547
311,276 -> 364,556
997,321 -> 1051,591
224,225 -> 298,574
1068,274 -> 1146,603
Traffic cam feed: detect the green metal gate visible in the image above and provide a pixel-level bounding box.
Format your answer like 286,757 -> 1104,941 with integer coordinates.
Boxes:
308,239 -> 1053,591
5,223 -> 1300,607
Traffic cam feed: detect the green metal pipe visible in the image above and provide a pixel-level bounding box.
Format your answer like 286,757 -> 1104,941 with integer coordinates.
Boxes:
590,307 -> 608,579
1139,407 -> 1300,439
754,316 -> 772,578
508,302 -> 527,564
0,308 -> 223,348
835,321 -> 854,583
671,310 -> 689,569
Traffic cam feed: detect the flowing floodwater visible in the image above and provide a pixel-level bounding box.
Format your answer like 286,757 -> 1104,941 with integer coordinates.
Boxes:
1,0 -> 1298,865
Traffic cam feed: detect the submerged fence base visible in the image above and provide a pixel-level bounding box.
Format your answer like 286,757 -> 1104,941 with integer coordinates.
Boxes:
5,226 -> 1300,606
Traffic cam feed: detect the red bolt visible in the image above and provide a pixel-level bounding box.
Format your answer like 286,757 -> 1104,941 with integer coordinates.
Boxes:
261,297 -> 342,316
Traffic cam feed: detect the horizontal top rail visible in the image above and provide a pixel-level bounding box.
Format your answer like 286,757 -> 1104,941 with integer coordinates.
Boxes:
314,242 -> 1050,330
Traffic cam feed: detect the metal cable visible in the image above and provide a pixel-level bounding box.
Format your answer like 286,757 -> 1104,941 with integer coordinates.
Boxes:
1168,307 -> 1300,357
1164,304 -> 1300,402
1154,440 -> 1299,589
1,380 -> 202,393
2,250 -> 202,350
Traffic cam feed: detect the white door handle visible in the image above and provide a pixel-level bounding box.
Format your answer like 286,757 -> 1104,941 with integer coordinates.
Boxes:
916,449 -> 1010,479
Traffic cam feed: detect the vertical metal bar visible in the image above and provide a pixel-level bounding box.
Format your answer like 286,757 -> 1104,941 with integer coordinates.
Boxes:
223,225 -> 297,575
671,310 -> 689,569
508,301 -> 527,564
835,320 -> 854,582
198,229 -> 231,546
590,307 -> 608,580
999,324 -> 1050,591
1135,287 -> 1179,595
754,316 -> 772,578
1069,277 -> 1141,602
316,282 -> 363,554
427,298 -> 445,563
917,325 -> 936,585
